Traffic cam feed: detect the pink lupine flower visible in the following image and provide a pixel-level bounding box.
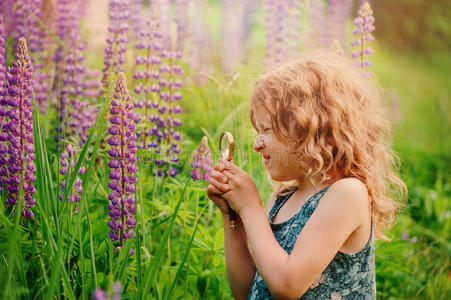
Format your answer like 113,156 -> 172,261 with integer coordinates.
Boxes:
191,136 -> 213,181
351,2 -> 375,76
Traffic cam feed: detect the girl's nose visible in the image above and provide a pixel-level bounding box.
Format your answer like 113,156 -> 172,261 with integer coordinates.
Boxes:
253,135 -> 266,152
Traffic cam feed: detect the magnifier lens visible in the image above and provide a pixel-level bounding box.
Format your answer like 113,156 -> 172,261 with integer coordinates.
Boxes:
220,136 -> 229,159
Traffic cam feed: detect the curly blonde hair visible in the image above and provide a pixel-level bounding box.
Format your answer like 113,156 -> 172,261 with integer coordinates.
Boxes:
250,49 -> 407,239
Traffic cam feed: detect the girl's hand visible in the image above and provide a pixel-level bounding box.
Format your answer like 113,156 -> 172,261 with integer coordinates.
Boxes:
207,161 -> 231,215
221,160 -> 262,216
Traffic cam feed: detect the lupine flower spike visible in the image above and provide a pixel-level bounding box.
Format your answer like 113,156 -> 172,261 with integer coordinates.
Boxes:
0,17 -> 6,120
107,71 -> 137,253
93,281 -> 122,300
0,17 -> 7,191
59,144 -> 86,214
151,50 -> 183,178
191,136 -> 212,181
133,19 -> 162,149
102,0 -> 130,90
351,2 -> 375,76
1,38 -> 36,218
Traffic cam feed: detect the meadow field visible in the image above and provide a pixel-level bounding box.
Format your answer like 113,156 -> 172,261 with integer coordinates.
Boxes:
0,0 -> 449,299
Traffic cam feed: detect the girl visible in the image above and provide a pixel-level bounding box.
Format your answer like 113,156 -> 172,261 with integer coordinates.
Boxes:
207,50 -> 406,299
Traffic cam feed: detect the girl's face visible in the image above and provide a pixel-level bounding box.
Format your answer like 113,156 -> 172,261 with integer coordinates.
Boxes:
252,105 -> 302,182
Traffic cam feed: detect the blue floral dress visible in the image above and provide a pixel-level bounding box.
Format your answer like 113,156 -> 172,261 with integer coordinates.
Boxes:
248,185 -> 376,300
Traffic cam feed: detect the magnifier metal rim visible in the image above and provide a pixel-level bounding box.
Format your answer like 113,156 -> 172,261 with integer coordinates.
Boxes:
219,132 -> 235,161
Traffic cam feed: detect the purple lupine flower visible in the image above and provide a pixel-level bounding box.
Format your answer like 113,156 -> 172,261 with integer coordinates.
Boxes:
191,136 -> 212,181
222,0 -> 242,73
151,50 -> 183,178
54,0 -> 79,68
130,0 -> 144,41
150,0 -> 170,51
59,29 -> 87,144
93,281 -> 122,300
263,0 -> 298,67
77,69 -> 101,147
112,281 -> 122,300
92,288 -> 107,300
0,17 -> 6,112
311,0 -> 328,47
351,2 -> 375,76
0,18 -> 7,191
102,0 -> 130,90
53,0 -> 82,132
83,69 -> 102,99
0,2 -> 14,37
11,1 -> 27,44
2,38 -> 36,218
107,71 -> 137,252
77,100 -> 99,147
287,0 -> 301,55
59,144 -> 85,213
263,0 -> 276,66
26,0 -> 45,54
186,0 -> 211,84
133,19 -> 162,149
326,0 -> 353,46
175,0 -> 189,54
29,0 -> 51,115
33,67 -> 50,114
400,231 -> 418,243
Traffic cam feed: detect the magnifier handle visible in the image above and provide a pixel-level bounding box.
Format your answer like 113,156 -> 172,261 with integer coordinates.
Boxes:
228,204 -> 237,230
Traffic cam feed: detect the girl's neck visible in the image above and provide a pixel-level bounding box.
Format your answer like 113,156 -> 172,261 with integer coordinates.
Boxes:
296,176 -> 335,193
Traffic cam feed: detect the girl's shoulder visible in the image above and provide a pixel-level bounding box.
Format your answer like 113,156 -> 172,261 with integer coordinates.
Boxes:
326,178 -> 369,204
329,177 -> 368,196
317,178 -> 370,217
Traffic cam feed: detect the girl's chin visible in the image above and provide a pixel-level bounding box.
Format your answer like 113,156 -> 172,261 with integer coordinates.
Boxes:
267,168 -> 297,182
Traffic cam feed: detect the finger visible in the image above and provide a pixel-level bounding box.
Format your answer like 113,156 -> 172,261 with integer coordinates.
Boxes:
214,163 -> 225,171
210,170 -> 228,183
223,160 -> 240,175
222,169 -> 234,180
207,184 -> 225,196
207,186 -> 229,213
209,177 -> 230,192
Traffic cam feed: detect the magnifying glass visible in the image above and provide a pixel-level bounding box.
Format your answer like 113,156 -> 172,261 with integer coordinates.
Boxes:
219,132 -> 237,230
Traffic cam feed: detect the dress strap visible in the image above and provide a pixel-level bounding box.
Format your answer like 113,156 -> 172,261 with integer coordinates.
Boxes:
309,184 -> 332,209
269,184 -> 332,223
268,188 -> 297,221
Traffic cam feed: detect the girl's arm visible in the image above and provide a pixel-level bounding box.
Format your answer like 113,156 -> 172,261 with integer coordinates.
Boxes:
222,214 -> 255,300
222,163 -> 369,299
207,165 -> 256,299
